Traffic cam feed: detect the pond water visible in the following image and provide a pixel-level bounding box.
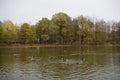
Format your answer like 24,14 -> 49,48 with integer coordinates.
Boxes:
0,46 -> 120,80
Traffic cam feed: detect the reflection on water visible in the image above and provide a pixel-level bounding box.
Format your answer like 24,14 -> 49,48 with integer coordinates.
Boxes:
0,46 -> 120,80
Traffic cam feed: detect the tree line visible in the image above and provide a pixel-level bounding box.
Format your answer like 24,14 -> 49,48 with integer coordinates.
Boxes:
0,12 -> 120,45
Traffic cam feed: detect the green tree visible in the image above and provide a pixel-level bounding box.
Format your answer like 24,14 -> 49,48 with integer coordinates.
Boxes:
20,23 -> 34,43
49,25 -> 59,43
51,12 -> 74,44
30,25 -> 36,43
41,34 -> 50,43
35,18 -> 50,43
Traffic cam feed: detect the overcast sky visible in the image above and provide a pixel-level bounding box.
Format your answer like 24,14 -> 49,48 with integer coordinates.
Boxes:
0,0 -> 120,25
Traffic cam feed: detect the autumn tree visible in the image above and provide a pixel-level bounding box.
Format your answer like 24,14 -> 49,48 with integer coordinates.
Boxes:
117,22 -> 120,41
20,23 -> 34,43
94,20 -> 107,42
0,21 -> 3,42
111,22 -> 120,42
72,18 -> 80,43
1,21 -> 17,43
0,12 -> 120,45
76,16 -> 94,44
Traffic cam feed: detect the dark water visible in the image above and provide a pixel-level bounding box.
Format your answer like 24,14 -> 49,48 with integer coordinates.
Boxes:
0,46 -> 120,80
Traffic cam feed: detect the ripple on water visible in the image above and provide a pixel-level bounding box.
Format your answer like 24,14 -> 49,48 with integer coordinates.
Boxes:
0,47 -> 120,80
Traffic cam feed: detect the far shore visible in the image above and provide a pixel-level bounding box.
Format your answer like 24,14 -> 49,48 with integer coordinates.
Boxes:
0,43 -> 120,48
0,44 -> 72,48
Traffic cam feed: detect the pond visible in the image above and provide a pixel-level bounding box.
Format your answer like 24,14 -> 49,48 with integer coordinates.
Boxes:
0,46 -> 120,80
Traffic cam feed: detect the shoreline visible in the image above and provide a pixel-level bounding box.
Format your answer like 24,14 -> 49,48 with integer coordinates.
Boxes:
0,44 -> 72,48
0,43 -> 120,48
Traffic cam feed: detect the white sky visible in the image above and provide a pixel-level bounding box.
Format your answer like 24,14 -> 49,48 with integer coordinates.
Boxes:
0,0 -> 120,25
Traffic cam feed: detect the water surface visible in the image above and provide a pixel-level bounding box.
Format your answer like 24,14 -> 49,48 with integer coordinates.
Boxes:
0,46 -> 120,80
